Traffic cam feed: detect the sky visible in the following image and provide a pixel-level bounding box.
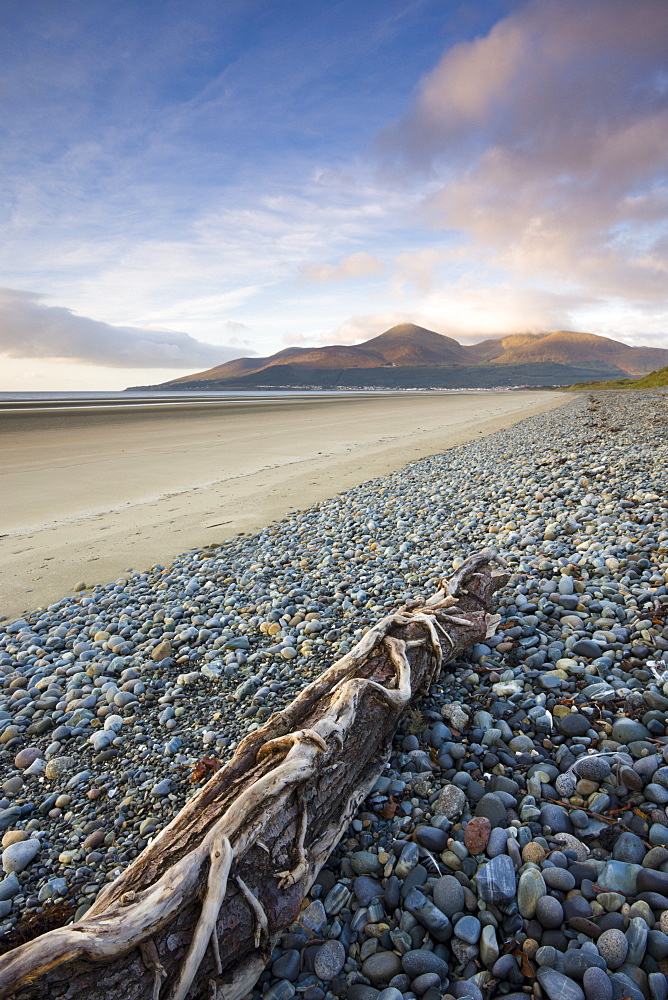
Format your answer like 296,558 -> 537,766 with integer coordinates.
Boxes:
1,0 -> 667,390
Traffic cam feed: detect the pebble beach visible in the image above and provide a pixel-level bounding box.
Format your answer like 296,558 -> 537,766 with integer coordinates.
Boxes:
2,388 -> 668,1000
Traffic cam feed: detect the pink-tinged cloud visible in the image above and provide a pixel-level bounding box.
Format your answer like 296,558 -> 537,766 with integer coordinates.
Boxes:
379,0 -> 668,312
300,251 -> 384,283
0,287 -> 248,368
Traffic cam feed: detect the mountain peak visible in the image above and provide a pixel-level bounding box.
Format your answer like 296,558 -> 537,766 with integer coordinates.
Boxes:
362,324 -> 474,364
155,322 -> 668,388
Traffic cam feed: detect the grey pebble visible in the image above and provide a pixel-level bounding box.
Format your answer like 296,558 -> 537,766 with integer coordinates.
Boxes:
597,929 -> 628,970
313,939 -> 345,981
582,967 -> 613,1000
538,967 -> 585,1000
2,839 -> 39,874
433,875 -> 465,917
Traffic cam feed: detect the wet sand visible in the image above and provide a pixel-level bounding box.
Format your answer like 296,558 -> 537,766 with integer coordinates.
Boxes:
0,391 -> 569,620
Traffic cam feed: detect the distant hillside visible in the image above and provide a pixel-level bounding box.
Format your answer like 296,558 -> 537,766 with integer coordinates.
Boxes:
129,323 -> 668,391
488,329 -> 668,376
567,365 -> 668,390
466,333 -> 547,361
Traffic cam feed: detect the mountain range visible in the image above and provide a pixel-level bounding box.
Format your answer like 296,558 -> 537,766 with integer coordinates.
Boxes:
133,324 -> 668,391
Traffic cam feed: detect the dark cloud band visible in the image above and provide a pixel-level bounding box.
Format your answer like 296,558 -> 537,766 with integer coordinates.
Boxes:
0,288 -> 246,368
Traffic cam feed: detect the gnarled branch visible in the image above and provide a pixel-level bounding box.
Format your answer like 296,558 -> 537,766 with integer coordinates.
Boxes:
0,548 -> 508,1000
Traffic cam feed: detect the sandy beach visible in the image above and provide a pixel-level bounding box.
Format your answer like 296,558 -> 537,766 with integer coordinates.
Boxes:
0,390 -> 568,621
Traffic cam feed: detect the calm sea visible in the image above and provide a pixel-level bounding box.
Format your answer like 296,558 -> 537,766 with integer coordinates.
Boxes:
0,387 -> 473,409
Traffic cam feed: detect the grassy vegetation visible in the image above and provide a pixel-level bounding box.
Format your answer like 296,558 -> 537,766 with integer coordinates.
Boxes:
163,361 -> 630,391
566,365 -> 668,390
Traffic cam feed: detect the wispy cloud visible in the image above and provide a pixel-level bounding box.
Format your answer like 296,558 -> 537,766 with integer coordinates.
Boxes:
300,251 -> 384,283
379,0 -> 668,317
0,288 -> 246,368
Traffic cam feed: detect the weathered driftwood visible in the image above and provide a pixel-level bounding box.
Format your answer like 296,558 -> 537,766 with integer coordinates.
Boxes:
0,548 -> 508,1000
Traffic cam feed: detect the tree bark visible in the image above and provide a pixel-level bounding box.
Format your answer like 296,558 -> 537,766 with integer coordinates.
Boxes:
0,548 -> 508,1000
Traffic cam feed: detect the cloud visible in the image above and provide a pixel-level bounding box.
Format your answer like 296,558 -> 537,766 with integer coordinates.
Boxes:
379,0 -> 668,312
0,287 -> 248,368
392,249 -> 454,295
300,251 -> 384,283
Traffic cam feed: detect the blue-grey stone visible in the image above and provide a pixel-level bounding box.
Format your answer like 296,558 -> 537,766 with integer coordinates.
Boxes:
411,972 -> 441,995
347,983 -> 380,1000
415,826 -> 448,852
454,915 -> 481,944
572,639 -> 602,659
475,793 -> 507,828
564,951 -> 607,980
612,832 -> 646,865
637,867 -> 668,894
0,807 -> 21,832
384,875 -> 400,911
649,973 -> 668,1000
401,950 -> 449,980
476,854 -> 516,903
450,979 -> 482,1000
404,887 -> 451,942
518,868 -> 547,918
486,827 -> 508,857
2,838 -> 39,874
582,967 -> 613,1000
451,982 -> 483,1000
645,783 -> 668,805
300,900 -> 326,933
313,940 -> 345,981
351,851 -> 382,875
352,876 -> 381,907
649,823 -> 668,846
597,929 -> 628,970
646,930 -> 668,961
611,718 -> 651,744
493,954 -> 520,978
479,924 -> 499,966
536,895 -> 564,929
575,756 -> 612,781
433,875 -> 465,917
596,861 -> 641,896
395,841 -> 420,879
558,714 -> 591,737
543,867 -> 576,892
362,951 -> 403,984
538,967 -> 586,1000
537,946 -> 564,972
263,981 -> 296,1000
609,973 -> 645,1000
540,803 -> 573,834
271,951 -> 300,982
150,778 -> 171,797
0,873 -> 19,901
625,917 -> 648,964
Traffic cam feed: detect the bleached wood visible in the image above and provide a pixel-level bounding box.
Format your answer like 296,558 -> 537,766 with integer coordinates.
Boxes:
0,548 -> 508,1000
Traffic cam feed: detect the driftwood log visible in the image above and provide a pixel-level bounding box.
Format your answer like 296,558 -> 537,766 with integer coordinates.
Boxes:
0,548 -> 509,1000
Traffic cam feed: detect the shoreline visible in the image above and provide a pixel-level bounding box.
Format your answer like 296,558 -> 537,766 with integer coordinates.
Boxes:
0,390 -> 567,621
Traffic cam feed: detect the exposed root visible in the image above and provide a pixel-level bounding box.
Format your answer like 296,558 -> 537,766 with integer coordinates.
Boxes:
139,939 -> 167,1000
210,927 -> 222,975
277,793 -> 309,889
444,547 -> 508,597
167,833 -> 233,1000
235,877 -> 269,948
0,550 -> 506,1000
256,728 -> 328,762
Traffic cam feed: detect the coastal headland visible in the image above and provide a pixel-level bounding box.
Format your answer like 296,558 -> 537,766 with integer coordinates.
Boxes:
0,390 -> 566,621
